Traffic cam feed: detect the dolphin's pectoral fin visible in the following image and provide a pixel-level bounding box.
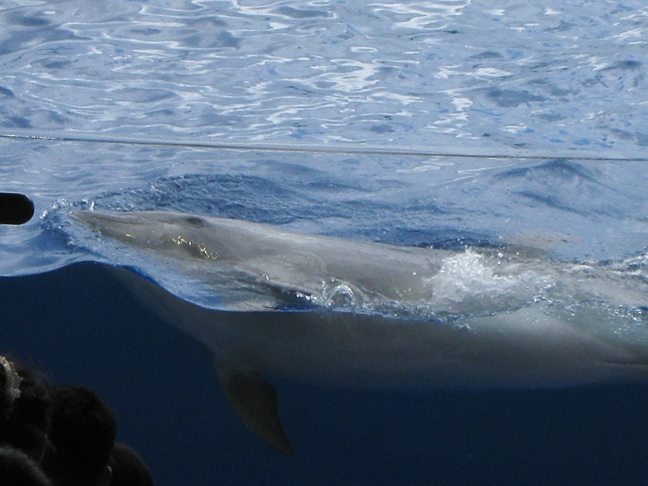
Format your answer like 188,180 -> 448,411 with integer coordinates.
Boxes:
215,364 -> 295,456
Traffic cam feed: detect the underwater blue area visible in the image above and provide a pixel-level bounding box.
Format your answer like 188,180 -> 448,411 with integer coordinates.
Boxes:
1,0 -> 648,484
3,263 -> 648,485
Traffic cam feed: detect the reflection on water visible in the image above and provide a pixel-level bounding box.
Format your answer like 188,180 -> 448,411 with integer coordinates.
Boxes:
0,1 -> 646,153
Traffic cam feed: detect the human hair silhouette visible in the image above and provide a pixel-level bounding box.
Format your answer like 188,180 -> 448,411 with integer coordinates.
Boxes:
41,385 -> 116,486
0,356 -> 51,464
0,446 -> 52,486
109,443 -> 154,486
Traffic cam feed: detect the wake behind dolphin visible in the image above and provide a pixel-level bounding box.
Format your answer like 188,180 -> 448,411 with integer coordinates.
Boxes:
70,210 -> 648,454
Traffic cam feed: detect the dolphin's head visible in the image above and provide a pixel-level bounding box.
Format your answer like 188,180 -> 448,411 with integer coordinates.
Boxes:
70,210 -> 228,260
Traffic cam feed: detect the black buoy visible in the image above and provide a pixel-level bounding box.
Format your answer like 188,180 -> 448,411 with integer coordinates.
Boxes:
0,193 -> 35,225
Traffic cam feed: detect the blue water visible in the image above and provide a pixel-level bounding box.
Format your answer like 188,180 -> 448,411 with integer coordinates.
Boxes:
1,1 -> 647,153
1,1 -> 648,484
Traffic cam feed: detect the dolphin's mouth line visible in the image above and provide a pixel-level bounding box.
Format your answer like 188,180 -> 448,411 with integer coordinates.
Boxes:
71,211 -> 140,226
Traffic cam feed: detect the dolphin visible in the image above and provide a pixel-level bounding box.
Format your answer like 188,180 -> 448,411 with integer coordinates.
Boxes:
70,210 -> 648,454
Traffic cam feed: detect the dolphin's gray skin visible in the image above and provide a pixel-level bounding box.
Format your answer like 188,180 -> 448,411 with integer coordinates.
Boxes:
70,210 -> 648,454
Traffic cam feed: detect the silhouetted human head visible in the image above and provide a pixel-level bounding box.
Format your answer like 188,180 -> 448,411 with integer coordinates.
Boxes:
42,385 -> 117,486
109,443 -> 154,486
0,446 -> 52,486
0,357 -> 51,464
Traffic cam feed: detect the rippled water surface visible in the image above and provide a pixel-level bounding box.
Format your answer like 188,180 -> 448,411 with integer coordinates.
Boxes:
1,0 -> 647,152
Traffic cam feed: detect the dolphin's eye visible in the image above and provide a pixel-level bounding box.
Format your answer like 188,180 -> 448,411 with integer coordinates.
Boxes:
183,216 -> 207,227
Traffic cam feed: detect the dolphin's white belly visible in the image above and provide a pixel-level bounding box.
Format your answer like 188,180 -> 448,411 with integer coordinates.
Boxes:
122,267 -> 648,389
209,308 -> 648,389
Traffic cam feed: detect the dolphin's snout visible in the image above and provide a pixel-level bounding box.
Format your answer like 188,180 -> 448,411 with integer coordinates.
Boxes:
69,210 -> 99,228
70,211 -> 149,242
71,210 -> 141,226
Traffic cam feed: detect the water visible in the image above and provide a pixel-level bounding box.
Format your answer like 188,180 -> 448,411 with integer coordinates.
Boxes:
1,1 -> 647,153
1,1 -> 648,484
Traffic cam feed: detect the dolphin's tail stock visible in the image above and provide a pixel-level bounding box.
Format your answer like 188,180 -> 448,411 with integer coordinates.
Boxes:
215,363 -> 295,455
